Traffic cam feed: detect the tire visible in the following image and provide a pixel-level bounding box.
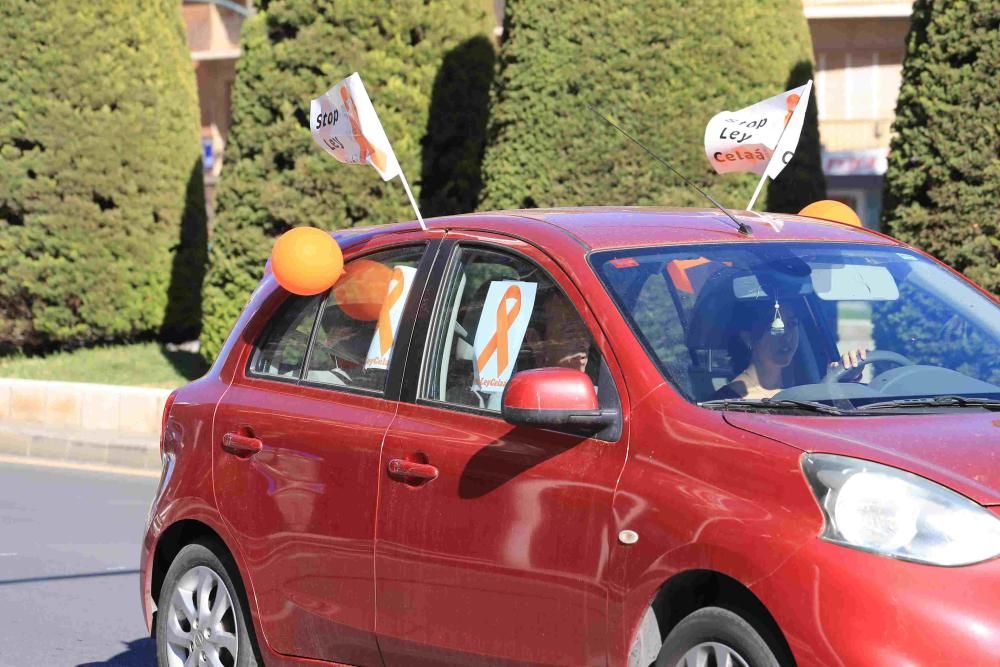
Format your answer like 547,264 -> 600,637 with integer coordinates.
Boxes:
655,607 -> 783,667
156,539 -> 260,667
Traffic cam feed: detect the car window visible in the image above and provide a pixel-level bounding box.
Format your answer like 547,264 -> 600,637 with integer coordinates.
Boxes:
420,245 -> 609,414
248,295 -> 322,380
303,245 -> 425,393
592,243 -> 1000,407
247,245 -> 425,392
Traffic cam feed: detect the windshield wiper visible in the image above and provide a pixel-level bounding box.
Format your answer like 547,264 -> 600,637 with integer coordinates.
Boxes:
699,398 -> 845,415
859,395 -> 1000,412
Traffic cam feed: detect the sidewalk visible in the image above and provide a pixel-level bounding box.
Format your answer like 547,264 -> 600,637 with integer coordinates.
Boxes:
0,379 -> 168,473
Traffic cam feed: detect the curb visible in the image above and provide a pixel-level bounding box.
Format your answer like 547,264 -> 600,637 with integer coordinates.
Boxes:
0,379 -> 169,473
0,421 -> 161,472
0,378 -> 171,435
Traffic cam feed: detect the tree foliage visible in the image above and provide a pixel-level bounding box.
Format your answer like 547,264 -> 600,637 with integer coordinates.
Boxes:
882,0 -> 1000,294
200,0 -> 496,362
480,0 -> 824,213
0,0 -> 206,351
874,281 -> 1000,385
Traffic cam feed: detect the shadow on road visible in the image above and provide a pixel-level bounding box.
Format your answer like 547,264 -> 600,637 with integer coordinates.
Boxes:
76,637 -> 154,667
0,569 -> 138,587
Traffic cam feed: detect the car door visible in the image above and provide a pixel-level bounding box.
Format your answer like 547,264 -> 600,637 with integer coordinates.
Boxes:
375,234 -> 630,666
212,239 -> 436,665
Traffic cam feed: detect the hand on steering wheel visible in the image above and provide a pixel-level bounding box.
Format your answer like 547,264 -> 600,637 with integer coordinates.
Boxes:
825,349 -> 914,383
828,348 -> 866,383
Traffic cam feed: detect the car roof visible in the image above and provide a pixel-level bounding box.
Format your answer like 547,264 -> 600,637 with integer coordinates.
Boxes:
334,206 -> 900,252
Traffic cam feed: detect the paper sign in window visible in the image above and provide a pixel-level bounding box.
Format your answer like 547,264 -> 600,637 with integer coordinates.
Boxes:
364,265 -> 417,370
472,281 -> 537,394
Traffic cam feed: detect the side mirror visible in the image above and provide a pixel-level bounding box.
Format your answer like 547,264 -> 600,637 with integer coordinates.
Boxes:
501,368 -> 618,435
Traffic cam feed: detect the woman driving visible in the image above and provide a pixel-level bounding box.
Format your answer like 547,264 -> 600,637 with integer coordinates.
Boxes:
717,299 -> 866,400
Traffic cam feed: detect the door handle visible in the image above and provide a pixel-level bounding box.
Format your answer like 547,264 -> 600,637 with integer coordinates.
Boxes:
222,432 -> 263,457
387,459 -> 439,483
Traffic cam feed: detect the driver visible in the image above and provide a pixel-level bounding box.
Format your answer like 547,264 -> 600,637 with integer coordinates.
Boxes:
717,300 -> 866,400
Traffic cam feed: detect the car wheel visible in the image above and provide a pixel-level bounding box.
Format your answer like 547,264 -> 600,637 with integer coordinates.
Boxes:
156,540 -> 259,667
655,606 -> 783,667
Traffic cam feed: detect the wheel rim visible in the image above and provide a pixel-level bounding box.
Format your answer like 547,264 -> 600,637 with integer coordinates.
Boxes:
165,565 -> 239,667
675,641 -> 751,667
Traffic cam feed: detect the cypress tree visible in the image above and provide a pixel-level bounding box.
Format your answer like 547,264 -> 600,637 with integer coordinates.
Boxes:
0,0 -> 207,351
200,0 -> 496,362
480,0 -> 824,213
766,61 -> 826,213
882,0 -> 1000,294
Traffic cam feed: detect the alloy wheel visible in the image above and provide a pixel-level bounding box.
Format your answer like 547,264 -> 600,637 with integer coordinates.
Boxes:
675,641 -> 751,667
164,565 -> 239,667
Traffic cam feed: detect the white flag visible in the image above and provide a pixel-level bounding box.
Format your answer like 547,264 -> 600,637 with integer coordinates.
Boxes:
767,81 -> 812,179
704,81 -> 812,177
310,72 -> 401,182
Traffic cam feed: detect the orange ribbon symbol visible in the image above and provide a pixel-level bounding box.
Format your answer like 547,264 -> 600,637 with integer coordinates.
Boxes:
784,93 -> 801,127
376,268 -> 406,356
476,285 -> 522,376
340,85 -> 388,173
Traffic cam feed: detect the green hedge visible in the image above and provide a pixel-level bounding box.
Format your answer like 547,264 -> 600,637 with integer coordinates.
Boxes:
882,0 -> 1000,294
480,0 -> 824,214
200,0 -> 496,362
0,0 -> 206,351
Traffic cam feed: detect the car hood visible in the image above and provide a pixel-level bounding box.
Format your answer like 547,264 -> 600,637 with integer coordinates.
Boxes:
724,411 -> 1000,505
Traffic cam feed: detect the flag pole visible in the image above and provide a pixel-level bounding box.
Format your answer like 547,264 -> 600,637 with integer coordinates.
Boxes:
398,170 -> 427,232
747,173 -> 768,211
745,81 -> 811,211
746,118 -> 791,211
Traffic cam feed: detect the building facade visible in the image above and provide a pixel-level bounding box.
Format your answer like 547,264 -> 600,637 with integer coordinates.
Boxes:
181,0 -> 252,214
181,1 -> 913,229
805,0 -> 913,229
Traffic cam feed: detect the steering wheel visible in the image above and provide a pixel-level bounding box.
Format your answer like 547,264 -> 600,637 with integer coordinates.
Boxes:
825,350 -> 914,383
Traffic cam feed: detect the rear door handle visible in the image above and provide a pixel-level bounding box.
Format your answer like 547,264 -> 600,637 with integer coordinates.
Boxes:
222,432 -> 263,457
387,459 -> 439,483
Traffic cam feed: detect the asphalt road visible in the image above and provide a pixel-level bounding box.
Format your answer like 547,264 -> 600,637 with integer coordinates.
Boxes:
0,461 -> 159,667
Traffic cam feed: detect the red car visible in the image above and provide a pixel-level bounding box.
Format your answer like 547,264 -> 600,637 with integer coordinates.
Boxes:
142,208 -> 1000,667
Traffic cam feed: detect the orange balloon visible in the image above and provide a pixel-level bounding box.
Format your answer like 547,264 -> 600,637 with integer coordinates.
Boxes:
270,227 -> 344,295
799,200 -> 863,228
333,259 -> 393,321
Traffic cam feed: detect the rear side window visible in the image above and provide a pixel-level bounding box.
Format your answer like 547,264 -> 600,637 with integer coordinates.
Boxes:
304,246 -> 425,392
248,296 -> 322,380
247,245 -> 425,394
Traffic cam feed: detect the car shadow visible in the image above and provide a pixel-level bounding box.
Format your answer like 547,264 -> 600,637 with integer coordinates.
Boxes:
0,569 -> 138,586
458,427 -> 585,499
76,637 -> 154,667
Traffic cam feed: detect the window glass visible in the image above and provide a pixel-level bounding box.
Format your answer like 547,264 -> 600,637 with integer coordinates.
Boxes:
303,245 -> 425,392
248,295 -> 321,380
422,246 -> 605,413
592,243 -> 1000,408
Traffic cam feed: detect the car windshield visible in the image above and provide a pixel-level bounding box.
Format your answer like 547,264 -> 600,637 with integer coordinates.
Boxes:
592,242 -> 1000,411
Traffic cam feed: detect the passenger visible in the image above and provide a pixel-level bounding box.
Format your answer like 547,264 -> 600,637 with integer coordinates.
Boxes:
718,300 -> 866,400
527,292 -> 591,373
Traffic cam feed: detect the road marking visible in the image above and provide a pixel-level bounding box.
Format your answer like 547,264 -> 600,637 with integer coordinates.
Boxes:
0,454 -> 160,479
0,553 -> 17,557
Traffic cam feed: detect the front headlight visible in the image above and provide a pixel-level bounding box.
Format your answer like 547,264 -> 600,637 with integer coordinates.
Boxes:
801,453 -> 1000,566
